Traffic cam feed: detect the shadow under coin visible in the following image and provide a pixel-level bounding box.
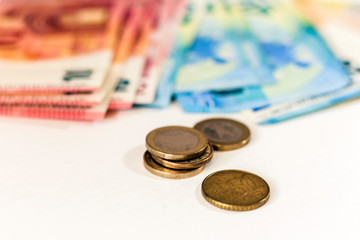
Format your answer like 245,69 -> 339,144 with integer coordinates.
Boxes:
122,145 -> 148,176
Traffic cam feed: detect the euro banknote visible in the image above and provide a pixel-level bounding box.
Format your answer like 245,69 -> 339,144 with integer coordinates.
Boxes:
140,0 -> 201,108
176,0 -> 351,113
110,0 -> 186,109
0,78 -> 113,107
0,0 -> 190,120
174,0 -> 274,93
135,0 -> 185,105
251,0 -> 360,124
0,0 -> 130,106
0,65 -> 119,121
108,3 -> 151,109
0,0 -> 124,93
0,0 -> 134,120
251,66 -> 360,124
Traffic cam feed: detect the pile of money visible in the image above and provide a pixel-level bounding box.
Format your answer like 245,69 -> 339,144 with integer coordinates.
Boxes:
143,118 -> 250,179
251,0 -> 360,124
0,0 -> 358,123
175,0 -> 351,115
144,126 -> 213,179
143,118 -> 270,211
175,0 -> 360,124
0,0 -> 187,120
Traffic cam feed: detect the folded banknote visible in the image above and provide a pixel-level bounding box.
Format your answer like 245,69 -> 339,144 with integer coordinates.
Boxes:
174,0 -> 274,93
109,3 -> 151,109
251,0 -> 360,124
0,0 -> 126,93
135,0 -> 186,105
0,65 -> 119,121
140,0 -> 201,108
176,0 -> 351,113
0,74 -> 116,107
0,0 -> 190,120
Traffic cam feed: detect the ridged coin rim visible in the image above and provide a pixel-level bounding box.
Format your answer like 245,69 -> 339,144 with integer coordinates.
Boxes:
143,151 -> 205,179
201,170 -> 270,211
146,126 -> 208,160
152,144 -> 213,170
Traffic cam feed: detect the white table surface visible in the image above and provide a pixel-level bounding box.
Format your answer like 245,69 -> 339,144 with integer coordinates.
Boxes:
0,101 -> 359,240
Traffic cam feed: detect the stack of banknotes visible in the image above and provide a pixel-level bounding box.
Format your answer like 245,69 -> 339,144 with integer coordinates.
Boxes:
0,0 -> 187,120
0,0 -> 358,123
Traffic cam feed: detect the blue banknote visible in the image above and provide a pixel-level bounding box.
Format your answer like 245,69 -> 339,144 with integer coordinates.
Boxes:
251,0 -> 360,124
174,0 -> 274,93
177,0 -> 351,113
252,61 -> 360,124
138,2 -> 203,108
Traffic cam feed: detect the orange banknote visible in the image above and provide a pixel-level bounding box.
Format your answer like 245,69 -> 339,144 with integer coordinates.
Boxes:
0,0 -> 126,93
135,0 -> 187,104
109,0 -> 158,109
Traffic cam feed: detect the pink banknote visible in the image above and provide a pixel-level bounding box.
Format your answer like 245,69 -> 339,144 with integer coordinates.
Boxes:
0,0 -> 125,93
135,0 -> 187,104
109,0 -> 158,109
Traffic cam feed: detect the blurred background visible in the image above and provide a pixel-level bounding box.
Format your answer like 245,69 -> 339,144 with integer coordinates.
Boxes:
0,0 -> 359,124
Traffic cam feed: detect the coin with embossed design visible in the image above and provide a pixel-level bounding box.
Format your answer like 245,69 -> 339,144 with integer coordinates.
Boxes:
143,151 -> 204,179
194,118 -> 250,151
152,144 -> 213,170
202,170 -> 270,211
146,126 -> 208,160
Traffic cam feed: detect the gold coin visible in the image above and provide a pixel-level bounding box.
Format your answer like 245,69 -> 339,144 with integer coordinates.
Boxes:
202,170 -> 270,211
146,126 -> 208,160
143,151 -> 205,179
152,144 -> 213,170
194,118 -> 250,151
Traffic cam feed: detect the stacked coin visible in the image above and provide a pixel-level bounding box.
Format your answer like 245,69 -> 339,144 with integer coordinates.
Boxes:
143,118 -> 270,211
194,118 -> 251,151
144,126 -> 213,179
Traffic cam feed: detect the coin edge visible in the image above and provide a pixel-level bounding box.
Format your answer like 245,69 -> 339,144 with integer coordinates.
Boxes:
201,169 -> 270,211
143,151 -> 205,179
146,126 -> 208,160
152,144 -> 214,170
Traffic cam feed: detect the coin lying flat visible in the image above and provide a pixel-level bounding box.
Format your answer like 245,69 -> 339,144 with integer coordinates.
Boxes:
202,170 -> 270,211
152,144 -> 213,170
146,126 -> 208,160
143,151 -> 205,179
194,118 -> 250,151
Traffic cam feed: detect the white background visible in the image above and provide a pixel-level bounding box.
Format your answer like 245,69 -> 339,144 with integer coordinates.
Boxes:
0,101 -> 359,240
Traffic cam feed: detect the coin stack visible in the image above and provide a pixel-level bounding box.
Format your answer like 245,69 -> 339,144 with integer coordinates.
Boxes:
143,118 -> 270,211
144,126 -> 213,179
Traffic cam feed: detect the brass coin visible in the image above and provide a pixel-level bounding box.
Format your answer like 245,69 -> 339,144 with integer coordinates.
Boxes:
143,151 -> 205,179
146,126 -> 208,160
194,118 -> 250,151
152,144 -> 213,170
202,170 -> 270,211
